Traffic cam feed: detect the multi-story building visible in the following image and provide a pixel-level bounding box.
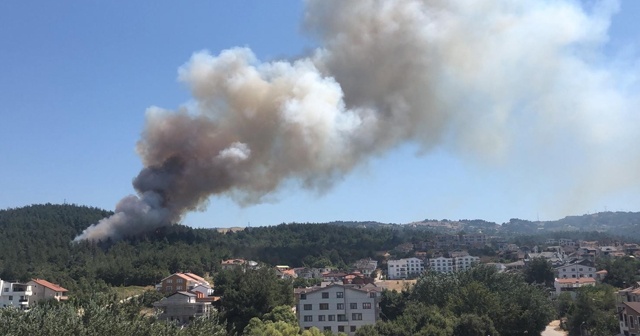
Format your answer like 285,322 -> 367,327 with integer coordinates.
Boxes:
427,253 -> 479,273
156,273 -> 210,295
553,277 -> 596,297
617,283 -> 640,336
555,260 -> 596,279
387,258 -> 425,280
220,259 -> 259,271
153,291 -> 213,324
295,283 -> 381,335
1,278 -> 68,309
0,279 -> 33,309
28,279 -> 68,305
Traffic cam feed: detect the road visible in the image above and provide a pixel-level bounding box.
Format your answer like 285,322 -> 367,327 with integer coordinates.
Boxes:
541,320 -> 567,336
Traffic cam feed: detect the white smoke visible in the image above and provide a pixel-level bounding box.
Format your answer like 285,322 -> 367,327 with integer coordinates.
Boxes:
74,0 -> 639,241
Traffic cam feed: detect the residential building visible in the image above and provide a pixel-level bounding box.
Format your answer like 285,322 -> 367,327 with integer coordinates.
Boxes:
559,238 -> 575,246
387,258 -> 425,279
351,258 -> 378,275
294,267 -> 334,279
427,253 -> 479,273
0,279 -> 33,309
555,260 -> 596,279
220,258 -> 259,271
554,277 -> 596,297
156,273 -> 210,295
153,291 -> 213,324
27,279 -> 68,305
617,283 -> 640,336
619,302 -> 640,336
294,283 -> 381,335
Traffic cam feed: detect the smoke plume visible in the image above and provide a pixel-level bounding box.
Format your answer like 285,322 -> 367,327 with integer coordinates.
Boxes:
74,0 -> 639,241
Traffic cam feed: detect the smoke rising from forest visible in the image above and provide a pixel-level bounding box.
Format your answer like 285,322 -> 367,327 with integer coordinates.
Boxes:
74,0 -> 639,241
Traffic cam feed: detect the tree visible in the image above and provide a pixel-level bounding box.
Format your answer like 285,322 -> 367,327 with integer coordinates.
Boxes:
566,284 -> 618,336
523,257 -> 554,287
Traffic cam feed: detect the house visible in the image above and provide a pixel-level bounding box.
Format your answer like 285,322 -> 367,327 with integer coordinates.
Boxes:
554,277 -> 596,297
294,267 -> 334,279
617,284 -> 640,336
351,258 -> 378,275
156,273 -> 210,295
153,291 -> 213,324
555,260 -> 596,279
387,257 -> 425,279
0,279 -> 33,309
619,302 -> 640,336
220,259 -> 259,271
27,279 -> 68,305
559,238 -> 575,247
276,267 -> 298,280
294,283 -> 382,335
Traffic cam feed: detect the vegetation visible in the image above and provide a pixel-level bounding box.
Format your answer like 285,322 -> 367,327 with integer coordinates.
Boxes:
369,265 -> 555,336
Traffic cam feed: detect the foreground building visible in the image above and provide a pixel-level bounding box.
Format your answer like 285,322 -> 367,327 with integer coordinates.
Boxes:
295,283 -> 382,335
1,278 -> 68,309
156,273 -> 211,295
553,277 -> 596,297
617,282 -> 640,336
153,291 -> 213,324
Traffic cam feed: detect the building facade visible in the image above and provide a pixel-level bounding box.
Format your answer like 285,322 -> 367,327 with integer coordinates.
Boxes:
153,292 -> 212,324
387,258 -> 424,279
295,284 -> 380,335
427,254 -> 479,273
156,273 -> 210,295
555,262 -> 596,279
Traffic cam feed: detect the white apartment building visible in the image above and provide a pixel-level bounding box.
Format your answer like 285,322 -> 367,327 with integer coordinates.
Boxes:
387,258 -> 425,280
428,254 -> 479,273
295,284 -> 381,335
0,279 -> 33,309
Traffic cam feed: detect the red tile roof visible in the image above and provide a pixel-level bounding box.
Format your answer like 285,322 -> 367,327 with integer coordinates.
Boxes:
184,273 -> 207,283
31,279 -> 68,292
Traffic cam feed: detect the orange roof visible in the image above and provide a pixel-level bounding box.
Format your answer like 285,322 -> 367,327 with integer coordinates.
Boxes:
184,273 -> 207,283
31,279 -> 68,292
595,270 -> 608,274
556,277 -> 596,284
221,259 -> 245,265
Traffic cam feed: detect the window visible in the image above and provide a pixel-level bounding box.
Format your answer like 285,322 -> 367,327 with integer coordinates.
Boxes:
300,294 -> 306,300
352,313 -> 362,320
320,303 -> 329,310
337,303 -> 344,310
166,279 -> 172,284
369,292 -> 376,298
351,326 -> 357,332
318,315 -> 325,321
328,315 -> 335,321
324,326 -> 331,331
363,302 -> 372,309
322,292 -> 329,299
3,288 -> 8,292
8,296 -> 13,300
338,326 -> 345,332
304,304 -> 312,310
177,278 -> 184,283
350,303 -> 357,309
176,286 -> 183,291
166,286 -> 172,291
338,314 -> 347,321
336,292 -> 344,298
304,315 -> 313,322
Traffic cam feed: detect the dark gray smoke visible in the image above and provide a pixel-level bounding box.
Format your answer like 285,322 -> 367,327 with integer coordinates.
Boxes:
74,0 -> 639,241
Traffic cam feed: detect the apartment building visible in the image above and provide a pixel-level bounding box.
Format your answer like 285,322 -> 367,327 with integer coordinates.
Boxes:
554,277 -> 596,297
28,279 -> 68,305
555,260 -> 596,279
428,253 -> 479,273
387,257 -> 424,280
295,283 -> 381,335
0,279 -> 32,309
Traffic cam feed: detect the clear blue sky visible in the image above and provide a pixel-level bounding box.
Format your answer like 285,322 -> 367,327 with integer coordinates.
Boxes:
1,1 -> 639,228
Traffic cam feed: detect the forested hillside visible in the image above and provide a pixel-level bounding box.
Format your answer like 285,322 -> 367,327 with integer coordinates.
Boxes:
0,204 -> 434,293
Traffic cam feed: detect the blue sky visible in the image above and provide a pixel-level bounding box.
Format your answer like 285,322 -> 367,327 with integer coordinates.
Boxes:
1,1 -> 639,228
